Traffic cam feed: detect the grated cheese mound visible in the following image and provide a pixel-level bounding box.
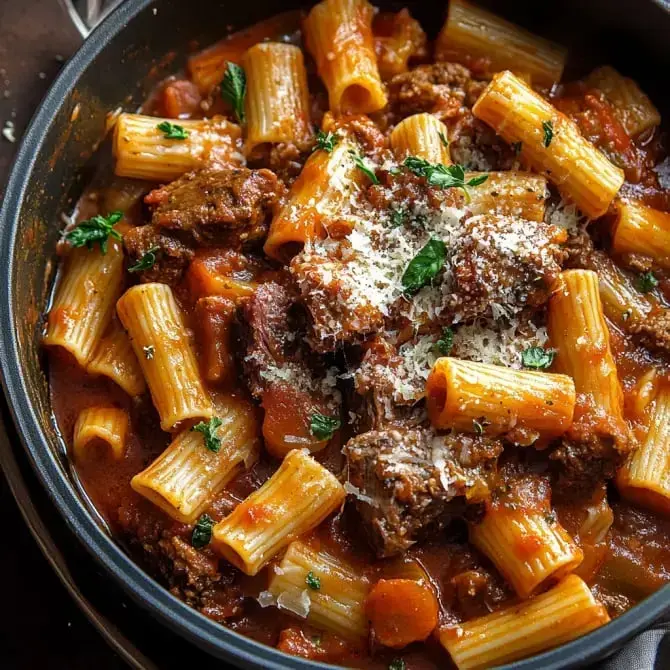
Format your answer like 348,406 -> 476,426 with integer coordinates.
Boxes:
545,198 -> 585,232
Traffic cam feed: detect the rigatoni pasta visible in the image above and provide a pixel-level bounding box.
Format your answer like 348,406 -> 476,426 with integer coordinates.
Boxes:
116,283 -> 213,431
73,406 -> 129,463
304,0 -> 387,115
612,201 -> 670,270
390,113 -> 451,165
466,172 -> 547,222
472,70 -> 625,218
212,449 -> 345,575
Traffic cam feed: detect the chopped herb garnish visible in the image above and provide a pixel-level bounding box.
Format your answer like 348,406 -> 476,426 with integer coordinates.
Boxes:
438,131 -> 449,148
401,237 -> 446,295
436,327 -> 454,356
544,511 -> 557,525
64,211 -> 122,254
191,417 -> 224,453
390,208 -> 407,228
637,271 -> 659,293
311,635 -> 322,647
221,61 -> 246,123
310,413 -> 341,440
156,121 -> 189,140
306,571 -> 321,590
542,120 -> 554,148
348,149 -> 379,184
191,513 -> 216,549
314,130 -> 339,153
128,246 -> 159,273
522,346 -> 555,370
403,157 -> 488,201
143,345 -> 155,360
512,141 -> 523,156
622,309 -> 632,322
473,419 -> 485,435
389,658 -> 406,670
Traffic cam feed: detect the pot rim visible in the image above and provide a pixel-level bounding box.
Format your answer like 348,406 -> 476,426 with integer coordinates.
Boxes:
0,1 -> 669,668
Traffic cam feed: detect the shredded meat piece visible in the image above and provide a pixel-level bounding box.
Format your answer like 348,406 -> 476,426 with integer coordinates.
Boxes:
123,224 -> 194,285
343,428 -> 501,557
145,166 -> 283,247
447,214 -> 567,322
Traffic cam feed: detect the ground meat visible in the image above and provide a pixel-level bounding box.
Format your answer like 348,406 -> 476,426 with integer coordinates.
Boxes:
327,114 -> 388,161
343,428 -> 501,557
629,310 -> 670,355
145,166 -> 284,248
290,250 -> 386,352
123,224 -> 194,285
447,214 -> 567,322
248,141 -> 308,185
387,62 -> 472,122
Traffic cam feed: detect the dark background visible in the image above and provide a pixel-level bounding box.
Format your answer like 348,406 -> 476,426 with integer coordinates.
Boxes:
0,2 -> 126,667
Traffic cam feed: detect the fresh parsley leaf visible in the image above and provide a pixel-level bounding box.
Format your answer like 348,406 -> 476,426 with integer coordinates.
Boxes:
390,208 -> 407,228
522,346 -> 555,370
128,246 -> 159,273
221,61 -> 246,124
156,121 -> 189,140
473,419 -> 484,435
436,327 -> 454,356
542,120 -> 554,148
191,417 -> 224,453
191,513 -> 216,549
64,211 -> 123,254
143,345 -> 155,360
544,511 -> 557,525
512,141 -> 523,156
314,130 -> 339,153
348,150 -> 379,184
403,157 -> 488,200
637,271 -> 659,293
438,131 -> 449,148
401,237 -> 446,295
310,413 -> 341,440
389,659 -> 406,670
306,571 -> 321,590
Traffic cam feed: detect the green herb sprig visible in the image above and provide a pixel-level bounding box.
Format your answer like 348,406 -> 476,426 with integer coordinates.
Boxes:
542,120 -> 554,148
310,413 -> 341,441
401,237 -> 446,295
521,346 -> 555,370
403,157 -> 488,201
156,121 -> 189,140
191,417 -> 224,453
128,246 -> 159,273
314,130 -> 339,154
348,150 -> 379,184
192,514 -> 216,548
221,61 -> 246,124
64,211 -> 123,254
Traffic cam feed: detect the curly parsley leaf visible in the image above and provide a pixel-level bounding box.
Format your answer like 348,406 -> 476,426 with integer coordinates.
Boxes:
348,150 -> 379,184
221,61 -> 246,124
64,211 -> 123,254
128,246 -> 159,273
522,346 -> 556,370
542,120 -> 554,148
436,327 -> 454,356
310,413 -> 341,440
403,157 -> 488,198
438,131 -> 449,148
306,571 -> 321,590
156,121 -> 189,140
191,417 -> 224,453
191,513 -> 216,549
314,130 -> 339,153
637,271 -> 659,293
401,237 -> 446,295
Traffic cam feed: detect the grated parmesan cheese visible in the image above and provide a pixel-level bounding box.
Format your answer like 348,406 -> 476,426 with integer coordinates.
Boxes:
654,157 -> 670,190
545,198 -> 585,232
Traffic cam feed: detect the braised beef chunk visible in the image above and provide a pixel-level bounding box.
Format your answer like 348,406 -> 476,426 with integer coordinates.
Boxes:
387,62 -> 472,121
447,215 -> 567,322
344,428 -> 501,557
145,167 -> 283,247
123,224 -> 194,285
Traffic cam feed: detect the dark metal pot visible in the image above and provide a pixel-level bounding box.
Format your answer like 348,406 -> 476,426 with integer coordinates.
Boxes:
1,1 -> 670,667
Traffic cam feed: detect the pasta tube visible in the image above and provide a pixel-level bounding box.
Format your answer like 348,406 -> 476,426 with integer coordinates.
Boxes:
267,540 -> 369,640
113,113 -> 242,181
44,233 -> 125,367
304,0 -> 387,115
617,381 -> 670,515
548,270 -> 629,446
390,113 -> 451,165
440,575 -> 610,670
131,393 -> 260,524
116,283 -> 213,431
86,317 -> 146,397
436,0 -> 566,87
472,70 -> 624,218
426,358 -> 575,441
243,43 -> 313,154
466,172 -> 547,222
586,66 -> 660,137
73,406 -> 129,463
612,201 -> 670,270
212,449 -> 345,575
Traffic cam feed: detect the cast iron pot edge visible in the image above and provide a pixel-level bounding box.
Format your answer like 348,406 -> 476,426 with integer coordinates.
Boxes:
0,1 -> 669,668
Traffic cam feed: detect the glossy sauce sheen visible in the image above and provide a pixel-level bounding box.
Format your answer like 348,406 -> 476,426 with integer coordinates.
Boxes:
48,5 -> 670,669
